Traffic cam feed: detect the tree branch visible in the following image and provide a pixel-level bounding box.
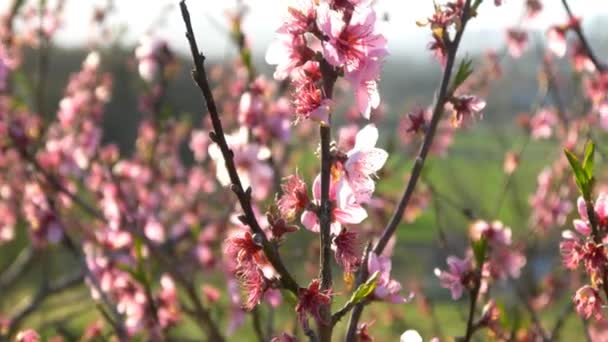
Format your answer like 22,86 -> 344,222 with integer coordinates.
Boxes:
560,0 -> 605,72
345,1 -> 474,338
179,0 -> 299,294
0,246 -> 35,292
6,270 -> 84,337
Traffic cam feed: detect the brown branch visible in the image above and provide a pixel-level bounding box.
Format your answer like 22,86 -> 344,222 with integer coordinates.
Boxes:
344,1 -> 475,339
0,246 -> 35,292
560,0 -> 605,72
515,284 -> 549,341
317,59 -> 338,342
463,267 -> 483,342
252,307 -> 265,342
548,302 -> 573,341
373,0 -> 472,255
179,0 -> 299,295
5,270 -> 84,337
334,244 -> 371,330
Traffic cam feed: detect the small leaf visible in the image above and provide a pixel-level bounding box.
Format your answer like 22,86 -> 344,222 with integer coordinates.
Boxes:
281,289 -> 298,306
452,57 -> 474,91
564,149 -> 591,199
471,238 -> 487,268
241,47 -> 254,75
116,263 -> 146,284
349,271 -> 380,305
583,141 -> 595,179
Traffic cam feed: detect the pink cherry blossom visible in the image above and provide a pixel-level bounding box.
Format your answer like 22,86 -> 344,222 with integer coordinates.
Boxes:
574,285 -> 603,320
469,220 -> 512,246
447,95 -> 486,127
295,278 -> 332,329
525,0 -> 543,20
343,124 -> 388,204
16,329 -> 40,342
135,35 -> 172,83
224,231 -> 268,310
547,18 -> 579,58
470,220 -> 526,280
301,174 -> 367,234
530,108 -> 557,139
367,252 -> 412,304
277,173 -> 310,220
506,28 -> 529,58
337,124 -> 359,151
560,230 -> 583,270
347,59 -> 382,118
599,102 -> 608,131
272,332 -> 298,342
292,61 -> 333,123
156,275 -> 180,328
571,41 -> 595,72
435,255 -> 473,300
189,129 -> 210,162
266,33 -> 313,80
332,228 -> 360,272
277,0 -> 317,35
317,3 -> 387,74
547,26 -> 568,58
208,127 -> 273,200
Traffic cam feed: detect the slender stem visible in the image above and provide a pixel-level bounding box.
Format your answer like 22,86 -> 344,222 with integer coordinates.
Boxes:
515,284 -> 549,341
252,307 -> 265,342
344,244 -> 371,341
317,49 -> 338,342
373,0 -> 472,256
345,1 -> 474,338
319,125 -> 333,291
548,302 -> 573,341
560,0 -> 605,72
179,0 -> 299,294
0,246 -> 35,292
5,270 -> 84,337
61,234 -> 128,340
463,270 -> 482,342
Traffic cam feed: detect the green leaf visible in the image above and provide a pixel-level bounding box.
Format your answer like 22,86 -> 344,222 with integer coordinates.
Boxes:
281,289 -> 298,306
583,141 -> 595,179
471,238 -> 487,268
564,148 -> 591,199
451,57 -> 474,91
241,47 -> 254,75
349,271 -> 380,305
116,263 -> 146,284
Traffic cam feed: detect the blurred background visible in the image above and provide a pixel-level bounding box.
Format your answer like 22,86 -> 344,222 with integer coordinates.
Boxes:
2,0 -> 608,339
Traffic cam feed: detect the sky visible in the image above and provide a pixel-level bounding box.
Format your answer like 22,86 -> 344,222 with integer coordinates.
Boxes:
4,0 -> 608,57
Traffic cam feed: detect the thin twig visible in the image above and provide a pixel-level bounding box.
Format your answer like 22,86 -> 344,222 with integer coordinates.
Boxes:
463,268 -> 482,342
0,246 -> 35,292
179,0 -> 299,295
560,0 -> 605,72
6,270 -> 84,337
548,302 -> 573,341
514,284 -> 549,341
252,307 -> 265,342
317,59 -> 338,342
344,1 -> 475,338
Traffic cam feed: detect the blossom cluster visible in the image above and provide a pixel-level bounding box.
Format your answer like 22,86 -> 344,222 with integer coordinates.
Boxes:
561,194 -> 608,320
